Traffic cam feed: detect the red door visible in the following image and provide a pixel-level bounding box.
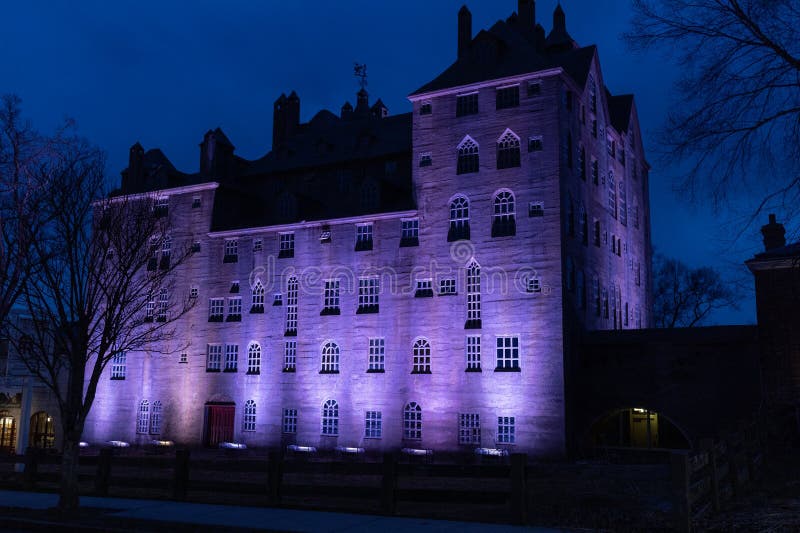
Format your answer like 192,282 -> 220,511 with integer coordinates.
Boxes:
204,403 -> 235,446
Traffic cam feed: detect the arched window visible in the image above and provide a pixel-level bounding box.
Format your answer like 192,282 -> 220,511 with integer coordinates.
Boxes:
496,129 -> 520,169
247,342 -> 261,375
322,399 -> 339,436
150,400 -> 162,434
29,412 -> 54,449
243,400 -> 256,432
285,277 -> 298,335
403,402 -> 422,440
456,136 -> 479,175
412,338 -> 431,374
251,280 -> 264,313
448,195 -> 470,242
321,341 -> 340,373
466,259 -> 481,328
492,190 -> 515,237
136,400 -> 149,434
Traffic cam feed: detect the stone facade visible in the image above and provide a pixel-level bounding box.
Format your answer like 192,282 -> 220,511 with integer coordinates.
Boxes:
84,1 -> 651,457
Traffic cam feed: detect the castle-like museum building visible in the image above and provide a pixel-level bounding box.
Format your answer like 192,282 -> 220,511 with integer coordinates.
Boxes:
83,1 -> 652,456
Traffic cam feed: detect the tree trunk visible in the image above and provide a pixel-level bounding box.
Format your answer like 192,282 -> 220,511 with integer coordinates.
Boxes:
58,437 -> 81,511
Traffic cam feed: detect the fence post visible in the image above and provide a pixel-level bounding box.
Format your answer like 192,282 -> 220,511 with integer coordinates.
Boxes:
510,453 -> 528,526
700,438 -> 720,512
95,447 -> 112,496
22,447 -> 39,491
173,448 -> 190,500
670,451 -> 691,533
380,452 -> 397,516
267,449 -> 283,504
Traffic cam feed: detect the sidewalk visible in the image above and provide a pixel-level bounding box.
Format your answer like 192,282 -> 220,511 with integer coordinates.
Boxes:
0,490 -> 563,532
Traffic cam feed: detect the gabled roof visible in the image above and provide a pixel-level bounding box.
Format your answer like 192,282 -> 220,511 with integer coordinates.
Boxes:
607,93 -> 634,133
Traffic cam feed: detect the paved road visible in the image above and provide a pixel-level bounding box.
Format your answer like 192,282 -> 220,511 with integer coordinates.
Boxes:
0,490 -> 564,532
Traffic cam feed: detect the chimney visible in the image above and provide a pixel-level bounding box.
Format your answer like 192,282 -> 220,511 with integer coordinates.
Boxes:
761,214 -> 786,251
123,142 -> 145,191
553,3 -> 566,32
286,91 -> 300,137
272,93 -> 287,149
518,0 -> 535,29
458,5 -> 472,59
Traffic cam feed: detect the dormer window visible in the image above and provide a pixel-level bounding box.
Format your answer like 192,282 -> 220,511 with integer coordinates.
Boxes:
496,85 -> 519,110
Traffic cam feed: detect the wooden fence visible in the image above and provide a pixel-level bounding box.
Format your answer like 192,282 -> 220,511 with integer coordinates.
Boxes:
671,422 -> 765,532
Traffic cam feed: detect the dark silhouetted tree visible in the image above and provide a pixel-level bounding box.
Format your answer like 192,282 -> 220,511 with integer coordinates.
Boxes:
652,253 -> 739,327
627,0 -> 800,226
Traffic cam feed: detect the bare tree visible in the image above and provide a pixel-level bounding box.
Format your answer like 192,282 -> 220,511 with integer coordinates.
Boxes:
14,129 -> 194,510
626,0 -> 800,229
652,253 -> 739,328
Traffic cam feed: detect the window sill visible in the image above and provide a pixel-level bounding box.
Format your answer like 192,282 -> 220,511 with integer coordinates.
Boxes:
464,319 -> 482,330
356,306 -> 379,315
465,367 -> 482,373
282,367 -> 296,373
206,368 -> 221,373
366,369 -> 385,374
319,370 -> 340,375
438,292 -> 457,296
494,367 -> 521,373
410,370 -> 432,375
414,290 -> 434,298
273,300 -> 283,306
110,376 -> 126,380
246,371 -> 260,375
223,368 -> 238,373
320,308 -> 341,316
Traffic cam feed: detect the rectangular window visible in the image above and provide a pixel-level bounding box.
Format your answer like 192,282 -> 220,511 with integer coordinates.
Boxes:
282,408 -> 297,434
401,218 -> 419,247
160,236 -> 171,270
285,279 -> 298,335
415,279 -> 433,298
496,336 -> 520,371
456,92 -> 478,117
253,238 -> 263,252
528,136 -> 543,152
526,276 -> 541,293
591,119 -> 598,138
594,219 -> 601,246
497,416 -> 515,444
279,233 -> 295,258
496,85 -> 520,109
439,278 -> 456,295
206,344 -> 222,372
528,201 -> 544,217
283,341 -> 297,372
357,277 -> 379,313
368,338 -> 385,372
111,352 -> 126,380
527,80 -> 541,96
365,411 -> 382,438
209,298 -> 224,322
224,344 -> 238,372
322,279 -> 340,315
355,223 -> 373,251
418,152 -> 432,167
459,413 -> 481,445
420,102 -> 432,115
192,197 -> 201,209
144,299 -> 155,322
227,297 -> 242,321
190,286 -> 199,299
466,335 -> 481,371
154,197 -> 169,218
179,353 -> 188,364
591,159 -> 599,185
223,239 -> 238,263
157,289 -> 169,322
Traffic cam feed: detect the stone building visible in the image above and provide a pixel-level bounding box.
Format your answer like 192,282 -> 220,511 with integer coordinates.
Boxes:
0,312 -> 61,453
83,1 -> 652,457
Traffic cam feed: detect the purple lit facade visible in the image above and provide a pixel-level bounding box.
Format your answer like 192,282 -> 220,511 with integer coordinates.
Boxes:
84,1 -> 651,457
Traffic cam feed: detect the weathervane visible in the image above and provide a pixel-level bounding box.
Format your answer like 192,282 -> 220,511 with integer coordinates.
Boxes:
354,63 -> 368,90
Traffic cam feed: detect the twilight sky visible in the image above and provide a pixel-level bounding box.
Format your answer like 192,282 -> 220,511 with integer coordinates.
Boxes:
1,0 -> 764,324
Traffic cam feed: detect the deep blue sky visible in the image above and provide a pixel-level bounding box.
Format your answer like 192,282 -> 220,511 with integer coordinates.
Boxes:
2,0 -> 762,324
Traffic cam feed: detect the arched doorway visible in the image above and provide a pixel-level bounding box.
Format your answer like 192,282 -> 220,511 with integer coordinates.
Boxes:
203,402 -> 235,446
29,411 -> 55,449
0,411 -> 16,452
586,407 -> 691,450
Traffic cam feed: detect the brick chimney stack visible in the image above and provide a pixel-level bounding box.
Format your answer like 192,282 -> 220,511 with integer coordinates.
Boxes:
761,214 -> 786,251
458,5 -> 472,59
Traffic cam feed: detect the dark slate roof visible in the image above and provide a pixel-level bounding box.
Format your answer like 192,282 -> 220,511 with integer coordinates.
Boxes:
246,111 -> 411,176
410,16 -> 597,96
608,93 -> 634,133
